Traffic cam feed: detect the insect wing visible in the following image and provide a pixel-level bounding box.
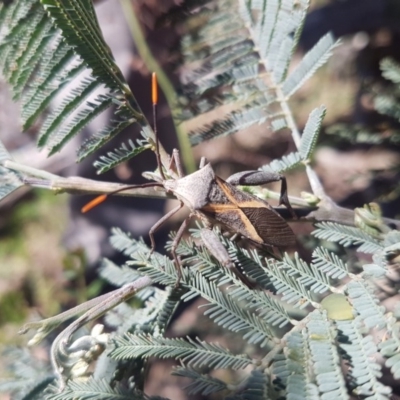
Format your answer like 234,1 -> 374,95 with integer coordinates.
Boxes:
240,205 -> 296,247
203,177 -> 295,247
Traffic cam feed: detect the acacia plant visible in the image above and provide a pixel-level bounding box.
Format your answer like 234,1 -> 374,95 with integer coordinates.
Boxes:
1,0 -> 400,399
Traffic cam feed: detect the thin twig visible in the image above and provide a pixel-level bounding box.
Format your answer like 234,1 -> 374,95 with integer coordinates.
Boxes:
7,159 -> 400,229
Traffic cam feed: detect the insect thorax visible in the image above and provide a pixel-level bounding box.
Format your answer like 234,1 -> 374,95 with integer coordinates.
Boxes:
164,163 -> 215,210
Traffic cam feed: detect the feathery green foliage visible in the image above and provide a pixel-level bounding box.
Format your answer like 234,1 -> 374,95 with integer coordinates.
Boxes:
0,0 -> 147,168
261,151 -> 303,173
313,222 -> 383,254
76,223 -> 394,399
172,367 -> 228,396
345,281 -> 386,329
111,334 -> 253,370
338,318 -> 392,399
379,316 -> 400,380
311,247 -> 348,280
299,106 -> 327,161
47,378 -> 153,400
307,313 -> 349,399
93,139 -> 151,174
285,330 -> 320,400
174,0 -> 335,145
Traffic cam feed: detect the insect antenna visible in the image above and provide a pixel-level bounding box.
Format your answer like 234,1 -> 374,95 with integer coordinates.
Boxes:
81,182 -> 164,213
82,72 -> 166,214
152,72 -> 166,181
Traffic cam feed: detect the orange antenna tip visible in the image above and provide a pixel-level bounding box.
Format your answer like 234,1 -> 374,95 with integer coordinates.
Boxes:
81,194 -> 108,213
152,72 -> 158,105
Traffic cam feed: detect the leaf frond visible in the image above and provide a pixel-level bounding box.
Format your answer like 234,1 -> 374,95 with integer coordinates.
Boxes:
311,247 -> 348,280
104,288 -> 168,334
299,106 -> 326,161
283,33 -> 337,97
99,258 -> 143,288
346,281 -> 386,329
111,334 -> 252,370
305,311 -> 349,399
281,252 -> 332,295
260,151 -> 303,173
284,330 -> 319,399
174,228 -> 292,329
232,370 -> 270,400
379,317 -> 400,380
93,139 -> 151,174
109,228 -> 148,258
182,274 -> 274,347
172,366 -> 228,396
47,378 -> 149,400
337,318 -> 391,398
313,222 -> 383,254
0,0 -> 147,162
175,0 -> 333,145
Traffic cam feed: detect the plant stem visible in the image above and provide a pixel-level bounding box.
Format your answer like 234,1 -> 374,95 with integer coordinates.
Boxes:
119,0 -> 196,173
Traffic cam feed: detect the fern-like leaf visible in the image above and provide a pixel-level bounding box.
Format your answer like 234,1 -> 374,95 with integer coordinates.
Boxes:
104,288 -> 169,336
259,256 -> 314,308
0,0 -> 147,164
313,222 -> 383,254
283,33 -> 337,97
305,311 -> 349,399
133,252 -> 187,288
374,94 -> 400,121
182,274 -> 275,347
229,370 -> 270,400
0,347 -> 54,400
93,139 -> 151,174
311,247 -> 348,280
111,334 -> 252,370
99,258 -> 143,288
174,0 -> 334,146
279,252 -> 332,295
225,242 -> 311,308
346,281 -> 386,329
109,228 -> 149,258
299,106 -> 326,161
284,330 -> 319,400
172,366 -> 227,396
379,317 -> 400,379
173,228 -> 293,329
337,318 -> 392,399
260,151 -> 303,173
155,287 -> 186,333
41,0 -> 137,99
47,378 -> 151,400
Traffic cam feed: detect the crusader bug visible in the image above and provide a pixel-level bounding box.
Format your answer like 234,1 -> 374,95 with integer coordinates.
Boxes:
83,73 -> 296,285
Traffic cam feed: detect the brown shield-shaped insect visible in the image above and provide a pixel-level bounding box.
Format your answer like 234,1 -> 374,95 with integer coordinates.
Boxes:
83,73 -> 296,285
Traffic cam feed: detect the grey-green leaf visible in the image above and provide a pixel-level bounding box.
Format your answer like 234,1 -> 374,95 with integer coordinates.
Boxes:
299,106 -> 326,161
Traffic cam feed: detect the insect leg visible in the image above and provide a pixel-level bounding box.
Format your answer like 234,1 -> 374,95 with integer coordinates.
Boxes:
200,228 -> 256,288
171,214 -> 193,286
200,228 -> 232,268
226,170 -> 296,218
199,157 -> 207,168
148,201 -> 184,257
169,149 -> 185,178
